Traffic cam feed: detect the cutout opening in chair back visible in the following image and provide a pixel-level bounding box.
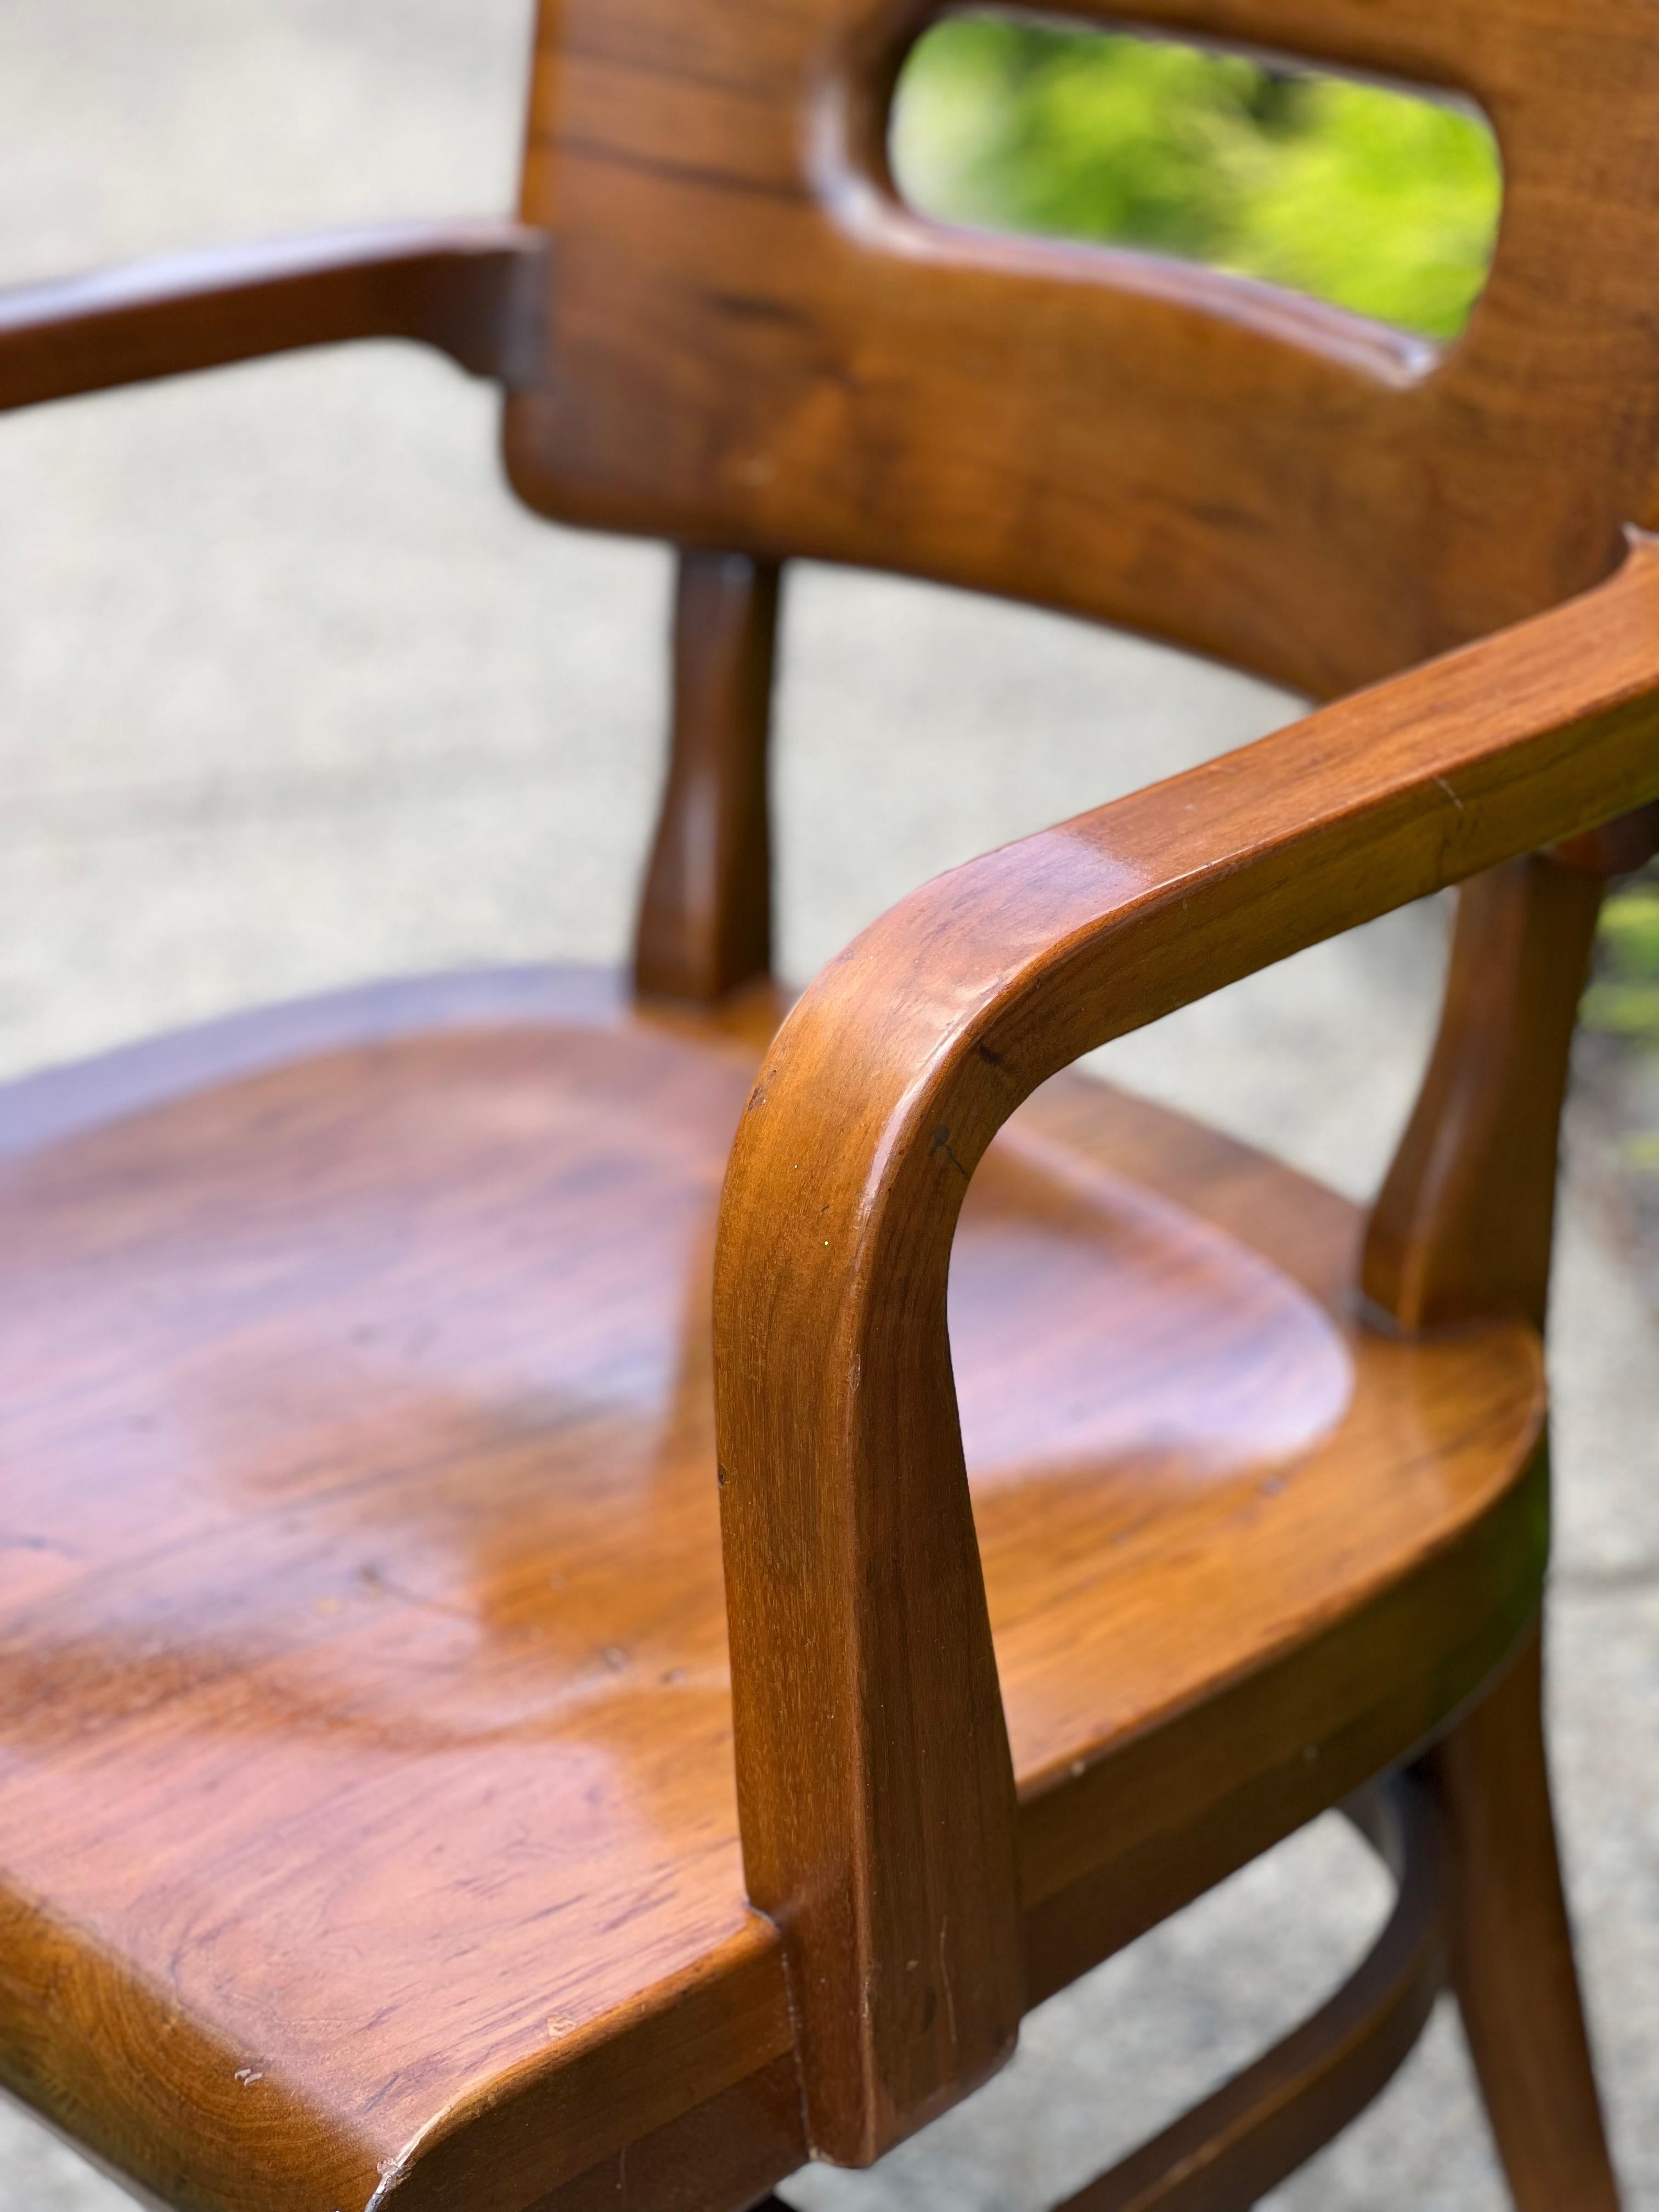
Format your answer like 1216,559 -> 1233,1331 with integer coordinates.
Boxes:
889,13 -> 1502,343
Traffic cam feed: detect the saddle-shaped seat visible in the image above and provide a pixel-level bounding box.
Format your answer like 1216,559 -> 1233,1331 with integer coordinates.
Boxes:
0,967 -> 1543,2209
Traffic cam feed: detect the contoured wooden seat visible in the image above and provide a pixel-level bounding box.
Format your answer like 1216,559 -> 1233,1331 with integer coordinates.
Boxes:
0,968 -> 1543,2209
2,0 -> 1658,2208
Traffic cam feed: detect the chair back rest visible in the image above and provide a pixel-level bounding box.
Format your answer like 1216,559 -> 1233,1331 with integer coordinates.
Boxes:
505,0 -> 1659,698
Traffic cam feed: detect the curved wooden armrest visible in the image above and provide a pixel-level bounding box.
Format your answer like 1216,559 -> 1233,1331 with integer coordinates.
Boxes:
713,530 -> 1659,2168
0,218 -> 549,412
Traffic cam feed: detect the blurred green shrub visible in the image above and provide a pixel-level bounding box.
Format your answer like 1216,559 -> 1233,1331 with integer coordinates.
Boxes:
1584,870 -> 1659,1048
890,15 -> 1502,339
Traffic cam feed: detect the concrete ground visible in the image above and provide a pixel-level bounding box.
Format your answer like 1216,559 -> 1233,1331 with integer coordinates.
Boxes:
0,5 -> 1654,2206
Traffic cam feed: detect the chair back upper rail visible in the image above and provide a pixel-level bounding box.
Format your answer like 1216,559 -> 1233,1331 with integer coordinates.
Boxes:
507,0 -> 1659,699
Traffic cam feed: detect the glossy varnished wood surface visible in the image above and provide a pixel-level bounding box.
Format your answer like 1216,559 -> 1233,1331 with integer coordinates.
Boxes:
1426,1629 -> 1621,2212
1362,854 -> 1605,1333
713,537 -> 1659,2159
0,0 -> 1644,2188
506,0 -> 1659,700
634,551 -> 782,1002
0,970 -> 1545,2210
1061,1780 -> 1446,2212
0,221 -> 550,412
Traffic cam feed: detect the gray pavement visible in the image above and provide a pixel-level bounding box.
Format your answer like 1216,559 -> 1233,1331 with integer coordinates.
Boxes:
1,6 -> 1654,2207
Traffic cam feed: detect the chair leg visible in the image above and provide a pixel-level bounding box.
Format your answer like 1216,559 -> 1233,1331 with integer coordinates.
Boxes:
1424,1622 -> 1621,2211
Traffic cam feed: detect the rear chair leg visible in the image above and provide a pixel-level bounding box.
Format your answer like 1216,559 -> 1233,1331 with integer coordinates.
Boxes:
1424,1623 -> 1621,2211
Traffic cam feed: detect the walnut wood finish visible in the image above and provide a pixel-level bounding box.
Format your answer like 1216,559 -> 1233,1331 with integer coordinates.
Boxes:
1425,1629 -> 1621,2212
1551,798 -> 1659,879
1362,856 -> 1606,1334
1366,797 -> 1659,1339
0,966 -> 1550,2211
498,0 -> 1659,1594
714,535 -> 1659,2161
0,221 -> 550,411
1059,1780 -> 1444,2212
506,0 -> 1659,703
3,0 -> 1654,2197
634,551 -> 782,1001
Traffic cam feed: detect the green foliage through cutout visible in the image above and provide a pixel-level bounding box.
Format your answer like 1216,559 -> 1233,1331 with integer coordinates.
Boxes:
890,16 -> 1502,340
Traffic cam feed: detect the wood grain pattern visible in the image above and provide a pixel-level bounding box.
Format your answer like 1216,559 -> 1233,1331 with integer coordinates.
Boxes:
1363,855 -> 1605,1334
3,0 -> 1650,2192
1369,794 -> 1659,1344
1425,1629 -> 1621,2212
0,969 -> 1549,2209
506,0 -> 1659,702
0,220 -> 549,411
1059,1779 -> 1444,2212
634,550 -> 782,1001
714,534 -> 1659,2160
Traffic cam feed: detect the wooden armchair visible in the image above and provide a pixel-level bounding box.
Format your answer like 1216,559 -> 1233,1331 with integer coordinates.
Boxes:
2,1 -> 1656,2208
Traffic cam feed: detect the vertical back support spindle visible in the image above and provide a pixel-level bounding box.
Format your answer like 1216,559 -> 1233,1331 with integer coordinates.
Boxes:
634,549 -> 782,1003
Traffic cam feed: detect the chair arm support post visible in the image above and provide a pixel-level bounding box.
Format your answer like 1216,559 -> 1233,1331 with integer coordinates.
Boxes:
1361,855 -> 1605,1334
1362,795 -> 1659,1336
0,219 -> 551,413
712,532 -> 1659,2168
